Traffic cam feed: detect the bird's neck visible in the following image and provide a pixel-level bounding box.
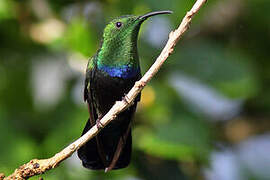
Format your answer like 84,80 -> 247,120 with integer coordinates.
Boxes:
96,35 -> 140,78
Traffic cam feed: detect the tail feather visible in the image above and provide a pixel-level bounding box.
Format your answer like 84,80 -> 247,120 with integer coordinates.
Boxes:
77,119 -> 132,170
77,119 -> 106,169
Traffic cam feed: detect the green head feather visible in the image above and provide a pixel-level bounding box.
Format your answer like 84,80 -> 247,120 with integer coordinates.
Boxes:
96,11 -> 172,77
98,15 -> 141,68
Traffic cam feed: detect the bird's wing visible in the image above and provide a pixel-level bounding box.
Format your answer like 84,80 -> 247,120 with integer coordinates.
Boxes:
84,56 -> 108,167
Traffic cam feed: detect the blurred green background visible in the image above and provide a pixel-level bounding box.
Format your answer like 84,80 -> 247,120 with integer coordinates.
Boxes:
0,0 -> 270,179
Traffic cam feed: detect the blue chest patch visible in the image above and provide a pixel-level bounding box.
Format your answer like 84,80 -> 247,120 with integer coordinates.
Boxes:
98,65 -> 140,79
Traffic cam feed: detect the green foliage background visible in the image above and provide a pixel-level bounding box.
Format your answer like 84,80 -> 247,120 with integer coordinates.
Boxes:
0,0 -> 269,179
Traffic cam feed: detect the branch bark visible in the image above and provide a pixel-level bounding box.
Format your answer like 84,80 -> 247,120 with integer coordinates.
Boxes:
3,0 -> 207,179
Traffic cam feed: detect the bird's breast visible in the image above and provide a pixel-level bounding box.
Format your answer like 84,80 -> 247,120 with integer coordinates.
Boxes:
92,68 -> 141,115
97,64 -> 140,79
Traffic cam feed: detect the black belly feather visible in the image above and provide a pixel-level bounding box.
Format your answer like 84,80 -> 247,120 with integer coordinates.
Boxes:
77,68 -> 141,170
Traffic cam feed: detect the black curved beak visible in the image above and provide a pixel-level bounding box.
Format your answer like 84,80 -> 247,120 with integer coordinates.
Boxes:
139,10 -> 173,20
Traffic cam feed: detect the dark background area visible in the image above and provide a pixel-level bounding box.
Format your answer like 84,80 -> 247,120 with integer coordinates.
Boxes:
0,0 -> 269,179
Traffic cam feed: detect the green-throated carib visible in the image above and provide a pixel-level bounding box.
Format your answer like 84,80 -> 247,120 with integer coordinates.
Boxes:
77,10 -> 172,172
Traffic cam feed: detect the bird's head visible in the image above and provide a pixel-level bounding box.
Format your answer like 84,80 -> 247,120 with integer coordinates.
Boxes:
98,11 -> 172,67
101,11 -> 172,47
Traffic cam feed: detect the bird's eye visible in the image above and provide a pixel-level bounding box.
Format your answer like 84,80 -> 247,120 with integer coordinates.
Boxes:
115,22 -> 122,28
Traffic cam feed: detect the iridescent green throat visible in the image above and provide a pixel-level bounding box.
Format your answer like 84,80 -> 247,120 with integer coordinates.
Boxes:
96,15 -> 141,78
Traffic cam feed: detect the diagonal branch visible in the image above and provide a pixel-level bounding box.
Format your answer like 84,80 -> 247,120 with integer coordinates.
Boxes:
2,0 -> 207,179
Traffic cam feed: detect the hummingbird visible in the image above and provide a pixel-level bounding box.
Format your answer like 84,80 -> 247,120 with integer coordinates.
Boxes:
77,10 -> 172,172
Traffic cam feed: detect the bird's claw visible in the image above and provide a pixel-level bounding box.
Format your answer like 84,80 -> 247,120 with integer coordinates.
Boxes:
96,117 -> 105,129
122,94 -> 130,104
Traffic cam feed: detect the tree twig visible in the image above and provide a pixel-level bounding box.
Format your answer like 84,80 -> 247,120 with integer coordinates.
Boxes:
3,0 -> 207,179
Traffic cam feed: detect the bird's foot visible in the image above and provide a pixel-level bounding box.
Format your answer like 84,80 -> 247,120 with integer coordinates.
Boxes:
122,94 -> 130,104
96,116 -> 105,129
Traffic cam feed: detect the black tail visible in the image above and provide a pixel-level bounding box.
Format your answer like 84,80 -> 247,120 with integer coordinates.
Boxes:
77,118 -> 132,170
